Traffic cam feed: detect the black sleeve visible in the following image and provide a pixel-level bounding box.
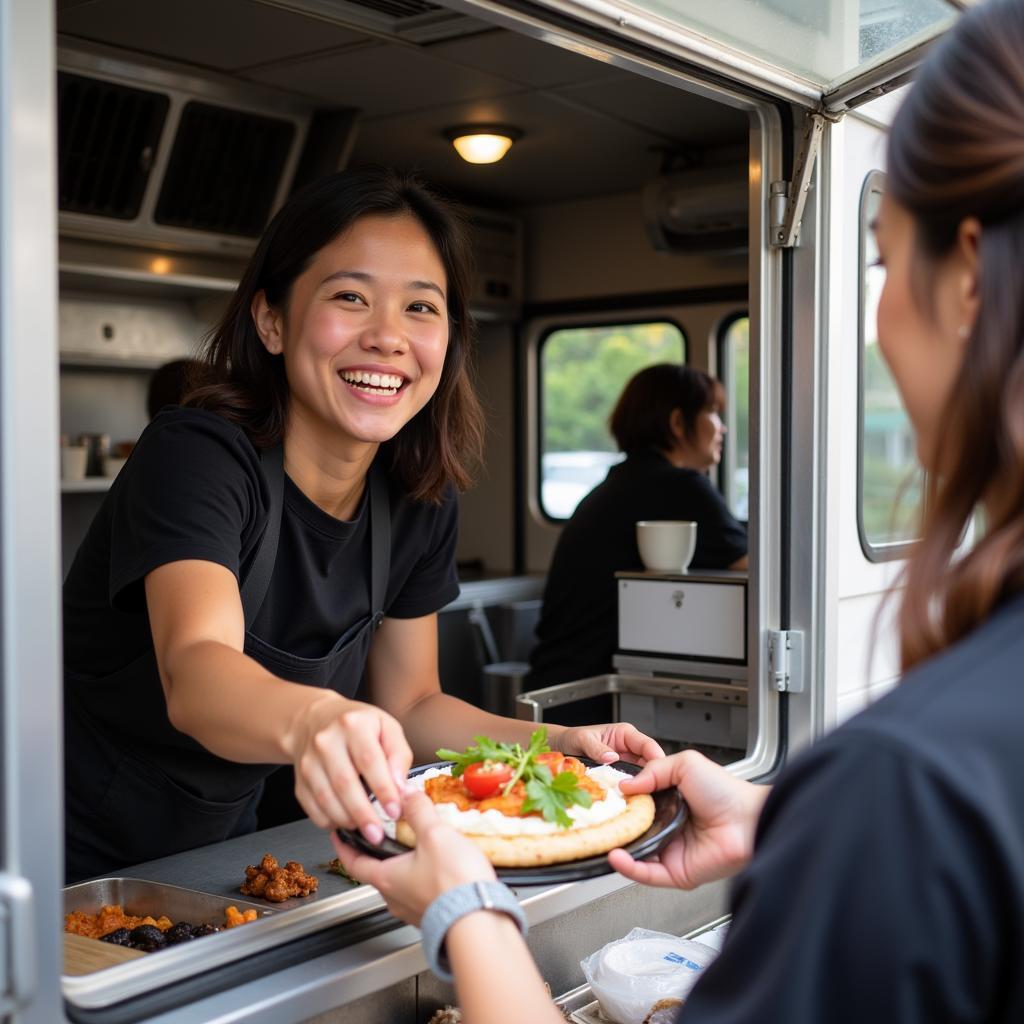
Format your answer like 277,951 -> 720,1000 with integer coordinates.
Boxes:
686,474 -> 747,569
107,412 -> 263,612
680,737 -> 1004,1024
385,486 -> 460,619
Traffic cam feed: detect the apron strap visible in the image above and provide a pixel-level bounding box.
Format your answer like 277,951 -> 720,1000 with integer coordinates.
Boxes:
242,446 -> 391,632
240,444 -> 284,629
369,463 -> 391,630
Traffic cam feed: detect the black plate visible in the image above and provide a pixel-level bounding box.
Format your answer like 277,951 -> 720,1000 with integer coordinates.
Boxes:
336,759 -> 686,886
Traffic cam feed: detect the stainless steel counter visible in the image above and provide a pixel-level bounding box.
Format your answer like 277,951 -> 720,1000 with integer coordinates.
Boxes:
443,573 -> 545,612
64,817 -> 728,1023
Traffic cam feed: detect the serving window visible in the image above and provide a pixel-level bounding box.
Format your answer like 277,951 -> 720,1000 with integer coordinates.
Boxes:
857,171 -> 923,561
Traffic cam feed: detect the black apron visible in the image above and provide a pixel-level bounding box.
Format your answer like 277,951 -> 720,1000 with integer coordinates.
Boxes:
64,447 -> 390,882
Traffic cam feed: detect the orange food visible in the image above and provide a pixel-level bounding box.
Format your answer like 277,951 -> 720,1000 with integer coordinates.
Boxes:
64,904 -> 172,939
224,906 -> 259,928
424,769 -> 605,817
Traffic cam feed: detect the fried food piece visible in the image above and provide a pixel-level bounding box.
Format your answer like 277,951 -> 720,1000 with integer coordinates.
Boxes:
64,904 -> 172,939
223,906 -> 259,928
240,853 -> 318,902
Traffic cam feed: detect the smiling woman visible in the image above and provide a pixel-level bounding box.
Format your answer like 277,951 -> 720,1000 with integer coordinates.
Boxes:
61,167 -> 665,883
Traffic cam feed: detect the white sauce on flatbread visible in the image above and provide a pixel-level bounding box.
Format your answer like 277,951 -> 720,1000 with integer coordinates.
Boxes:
378,764 -> 632,838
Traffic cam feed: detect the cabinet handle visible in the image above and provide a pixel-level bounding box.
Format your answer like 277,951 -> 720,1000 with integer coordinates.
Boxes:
672,590 -> 685,609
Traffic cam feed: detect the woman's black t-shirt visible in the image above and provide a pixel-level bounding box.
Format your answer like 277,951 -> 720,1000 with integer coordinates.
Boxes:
680,591 -> 1024,1023
64,407 -> 460,684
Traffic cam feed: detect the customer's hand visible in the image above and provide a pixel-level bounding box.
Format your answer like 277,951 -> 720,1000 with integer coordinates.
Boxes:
330,790 -> 496,927
608,750 -> 769,890
555,722 -> 665,766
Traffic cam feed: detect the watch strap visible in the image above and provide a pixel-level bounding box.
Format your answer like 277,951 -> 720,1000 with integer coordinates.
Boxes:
420,880 -> 527,982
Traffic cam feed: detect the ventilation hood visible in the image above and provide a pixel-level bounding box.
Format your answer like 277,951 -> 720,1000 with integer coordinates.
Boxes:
57,43 -> 324,257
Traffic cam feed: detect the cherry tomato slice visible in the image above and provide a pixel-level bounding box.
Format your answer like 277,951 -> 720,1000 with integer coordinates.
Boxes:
535,751 -> 565,776
463,760 -> 514,798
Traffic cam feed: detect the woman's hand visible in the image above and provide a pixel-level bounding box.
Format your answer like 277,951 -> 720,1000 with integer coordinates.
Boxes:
554,722 -> 665,766
331,791 -> 496,927
608,750 -> 769,890
286,692 -> 413,844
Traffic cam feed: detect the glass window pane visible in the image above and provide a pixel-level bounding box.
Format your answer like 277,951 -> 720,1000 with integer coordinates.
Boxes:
613,0 -> 955,86
859,175 -> 923,557
720,316 -> 749,521
539,322 -> 685,520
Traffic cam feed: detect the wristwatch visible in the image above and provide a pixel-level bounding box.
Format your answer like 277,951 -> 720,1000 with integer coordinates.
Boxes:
420,879 -> 528,982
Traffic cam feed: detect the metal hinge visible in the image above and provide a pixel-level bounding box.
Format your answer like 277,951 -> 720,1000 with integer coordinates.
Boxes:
767,630 -> 805,693
0,873 -> 35,1014
769,112 -> 827,248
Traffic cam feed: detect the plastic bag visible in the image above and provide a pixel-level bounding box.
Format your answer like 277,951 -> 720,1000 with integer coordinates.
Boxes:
580,928 -> 719,1024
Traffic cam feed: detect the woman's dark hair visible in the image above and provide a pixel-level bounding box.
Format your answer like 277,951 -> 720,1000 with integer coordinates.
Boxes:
186,167 -> 484,503
887,0 -> 1024,670
609,363 -> 720,454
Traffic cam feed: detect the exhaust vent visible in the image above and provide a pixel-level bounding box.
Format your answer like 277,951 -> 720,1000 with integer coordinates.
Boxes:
57,71 -> 168,220
57,48 -> 312,255
342,0 -> 440,16
154,102 -> 296,239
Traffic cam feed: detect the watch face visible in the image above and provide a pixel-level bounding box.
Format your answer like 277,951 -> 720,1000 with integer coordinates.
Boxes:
337,758 -> 687,886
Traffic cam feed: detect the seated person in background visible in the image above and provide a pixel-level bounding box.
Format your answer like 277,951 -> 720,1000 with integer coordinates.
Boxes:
528,364 -> 747,702
146,358 -> 209,421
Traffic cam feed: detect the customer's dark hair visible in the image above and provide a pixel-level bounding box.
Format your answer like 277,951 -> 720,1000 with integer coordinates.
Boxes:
186,167 -> 484,503
887,0 -> 1024,669
609,363 -> 720,454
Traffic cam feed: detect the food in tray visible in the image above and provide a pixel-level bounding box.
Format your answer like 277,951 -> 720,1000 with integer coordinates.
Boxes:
65,905 -> 172,940
224,905 -> 259,928
389,728 -> 656,868
240,853 -> 318,902
64,903 -> 257,951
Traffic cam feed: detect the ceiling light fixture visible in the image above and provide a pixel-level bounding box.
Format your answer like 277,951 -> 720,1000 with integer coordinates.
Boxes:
445,125 -> 522,165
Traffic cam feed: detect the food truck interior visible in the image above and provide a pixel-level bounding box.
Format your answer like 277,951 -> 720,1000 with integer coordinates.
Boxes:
56,0 -> 754,759
39,0 -> 812,1017
0,0 -> 947,1020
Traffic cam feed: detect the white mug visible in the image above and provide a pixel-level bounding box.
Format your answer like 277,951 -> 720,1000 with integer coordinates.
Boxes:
636,520 -> 698,573
61,445 -> 89,481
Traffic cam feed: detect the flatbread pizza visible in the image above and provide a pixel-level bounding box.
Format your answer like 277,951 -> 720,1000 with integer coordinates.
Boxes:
384,729 -> 656,868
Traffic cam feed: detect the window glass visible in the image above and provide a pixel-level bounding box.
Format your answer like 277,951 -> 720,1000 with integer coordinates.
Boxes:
719,315 -> 750,520
539,322 -> 686,519
859,175 -> 923,557
610,0 -> 954,87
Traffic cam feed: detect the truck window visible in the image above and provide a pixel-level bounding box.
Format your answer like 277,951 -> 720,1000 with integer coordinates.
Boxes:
717,313 -> 749,521
538,321 -> 686,520
858,171 -> 923,559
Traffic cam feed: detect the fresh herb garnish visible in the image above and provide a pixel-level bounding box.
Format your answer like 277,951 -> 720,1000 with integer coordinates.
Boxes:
436,727 -> 592,828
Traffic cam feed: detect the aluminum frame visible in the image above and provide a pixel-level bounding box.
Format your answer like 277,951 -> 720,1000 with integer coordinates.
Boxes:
1,1 -> 64,1022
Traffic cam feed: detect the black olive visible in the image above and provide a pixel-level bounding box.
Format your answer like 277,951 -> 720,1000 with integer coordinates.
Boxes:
165,922 -> 195,944
191,923 -> 219,939
99,928 -> 131,946
128,924 -> 167,952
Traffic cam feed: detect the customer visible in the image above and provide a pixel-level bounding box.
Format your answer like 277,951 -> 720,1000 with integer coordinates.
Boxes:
528,364 -> 747,696
334,1 -> 1024,1020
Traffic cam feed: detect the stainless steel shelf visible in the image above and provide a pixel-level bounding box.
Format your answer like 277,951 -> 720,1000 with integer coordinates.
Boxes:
61,477 -> 112,494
